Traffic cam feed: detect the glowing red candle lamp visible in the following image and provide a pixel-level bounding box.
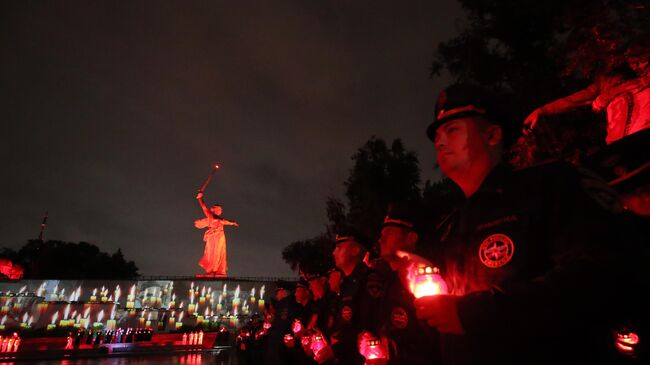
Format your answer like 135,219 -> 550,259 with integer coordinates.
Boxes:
363,339 -> 386,360
292,319 -> 303,334
615,330 -> 640,355
284,334 -> 295,347
310,333 -> 327,355
410,266 -> 448,299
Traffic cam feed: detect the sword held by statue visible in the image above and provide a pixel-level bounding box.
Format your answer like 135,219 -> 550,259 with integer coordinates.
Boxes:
198,164 -> 220,193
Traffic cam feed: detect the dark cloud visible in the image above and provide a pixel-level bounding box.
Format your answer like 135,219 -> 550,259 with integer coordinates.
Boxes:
1,0 -> 457,277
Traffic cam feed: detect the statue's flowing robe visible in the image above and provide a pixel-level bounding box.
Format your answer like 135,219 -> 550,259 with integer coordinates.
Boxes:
194,216 -> 227,275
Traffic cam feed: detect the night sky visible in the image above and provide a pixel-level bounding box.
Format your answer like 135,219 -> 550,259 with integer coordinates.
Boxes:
1,1 -> 460,277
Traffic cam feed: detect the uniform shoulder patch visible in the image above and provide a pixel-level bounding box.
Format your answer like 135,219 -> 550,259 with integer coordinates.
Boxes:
366,272 -> 385,299
479,233 -> 515,268
390,307 -> 409,329
341,305 -> 353,321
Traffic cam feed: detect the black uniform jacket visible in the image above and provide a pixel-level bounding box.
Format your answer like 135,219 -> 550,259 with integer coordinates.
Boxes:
434,162 -> 649,364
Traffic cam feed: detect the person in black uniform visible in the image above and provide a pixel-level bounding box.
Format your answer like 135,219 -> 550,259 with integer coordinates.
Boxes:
415,83 -> 649,364
305,267 -> 338,337
289,278 -> 316,365
314,228 -> 384,364
373,207 -> 441,365
266,280 -> 298,365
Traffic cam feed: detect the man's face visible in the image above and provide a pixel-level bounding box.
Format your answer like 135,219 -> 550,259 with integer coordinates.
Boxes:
307,276 -> 327,298
295,287 -> 310,303
275,288 -> 287,301
433,118 -> 492,177
379,226 -> 414,259
332,241 -> 360,270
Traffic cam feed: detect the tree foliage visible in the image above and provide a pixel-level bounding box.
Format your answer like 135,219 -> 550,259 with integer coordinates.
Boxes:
282,137 -> 424,273
343,137 -> 421,240
431,0 -> 649,166
0,240 -> 139,279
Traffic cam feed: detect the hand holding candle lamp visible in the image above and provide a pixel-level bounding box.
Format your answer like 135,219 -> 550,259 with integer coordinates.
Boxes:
396,251 -> 463,334
292,319 -> 303,335
395,250 -> 448,298
310,331 -> 335,364
284,333 -> 295,348
358,331 -> 388,365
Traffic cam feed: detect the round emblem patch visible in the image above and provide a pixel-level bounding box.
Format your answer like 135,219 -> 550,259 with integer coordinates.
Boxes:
341,306 -> 353,321
478,233 -> 514,268
390,307 -> 409,329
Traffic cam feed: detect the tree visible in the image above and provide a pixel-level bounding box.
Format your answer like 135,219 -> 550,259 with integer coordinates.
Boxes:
0,240 -> 139,279
343,137 -> 421,240
282,137 -> 424,273
431,0 -> 648,166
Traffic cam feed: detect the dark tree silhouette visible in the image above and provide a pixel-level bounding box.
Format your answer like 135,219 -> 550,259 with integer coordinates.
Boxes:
431,0 -> 648,166
282,137 -> 423,272
0,240 -> 139,279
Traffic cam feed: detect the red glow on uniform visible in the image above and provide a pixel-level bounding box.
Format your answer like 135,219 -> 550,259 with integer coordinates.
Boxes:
409,266 -> 449,298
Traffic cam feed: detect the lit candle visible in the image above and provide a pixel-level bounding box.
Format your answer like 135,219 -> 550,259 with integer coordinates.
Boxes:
114,285 -> 121,303
169,293 -> 176,309
145,313 -> 152,328
176,312 -> 184,329
126,284 -> 136,309
232,285 -> 241,308
49,311 -> 59,330
101,286 -> 108,303
199,286 -> 206,304
310,333 -> 327,356
74,314 -> 82,328
93,310 -> 105,329
20,313 -> 30,329
49,285 -> 59,301
0,314 -> 6,330
60,304 -> 71,326
168,312 -> 176,329
259,286 -> 265,311
107,305 -> 117,330
409,266 -> 448,299
90,288 -> 97,302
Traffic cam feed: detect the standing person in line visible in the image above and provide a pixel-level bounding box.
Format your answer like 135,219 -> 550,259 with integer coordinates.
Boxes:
415,83 -> 648,364
194,192 -> 239,276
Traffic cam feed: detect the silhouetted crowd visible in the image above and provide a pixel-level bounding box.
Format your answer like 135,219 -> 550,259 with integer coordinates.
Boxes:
237,83 -> 649,365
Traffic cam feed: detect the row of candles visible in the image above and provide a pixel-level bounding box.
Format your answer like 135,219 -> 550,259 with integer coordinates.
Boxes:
6,282 -> 268,311
2,303 -> 249,332
0,282 -> 268,330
